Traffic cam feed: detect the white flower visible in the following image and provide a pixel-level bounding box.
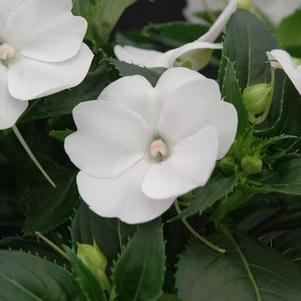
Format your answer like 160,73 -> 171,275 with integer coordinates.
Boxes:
0,0 -> 93,130
114,0 -> 237,69
184,0 -> 301,26
65,67 -> 238,224
267,49 -> 301,95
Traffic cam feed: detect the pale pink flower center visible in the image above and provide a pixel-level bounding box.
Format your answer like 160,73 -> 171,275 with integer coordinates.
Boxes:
149,138 -> 168,161
0,43 -> 15,60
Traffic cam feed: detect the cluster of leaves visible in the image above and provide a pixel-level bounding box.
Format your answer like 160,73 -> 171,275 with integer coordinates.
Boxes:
1,1 -> 301,300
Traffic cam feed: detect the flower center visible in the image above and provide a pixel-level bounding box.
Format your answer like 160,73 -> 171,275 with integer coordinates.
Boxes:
0,43 -> 15,60
149,138 -> 169,162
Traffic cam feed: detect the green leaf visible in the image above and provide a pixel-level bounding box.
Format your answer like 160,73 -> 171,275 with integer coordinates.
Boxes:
158,294 -> 179,301
223,10 -> 285,135
144,21 -> 208,48
23,59 -> 116,122
109,58 -> 163,87
255,73 -> 286,136
272,228 -> 301,265
24,169 -> 79,235
112,219 -> 165,301
71,202 -> 137,262
66,248 -> 107,301
250,156 -> 301,196
49,130 -> 74,143
277,10 -> 301,49
177,230 -> 301,301
74,0 -> 136,47
0,194 -> 24,227
174,176 -> 236,221
222,58 -> 249,136
280,81 -> 301,136
0,250 -> 84,301
72,0 -> 91,16
224,10 -> 277,90
0,236 -> 66,265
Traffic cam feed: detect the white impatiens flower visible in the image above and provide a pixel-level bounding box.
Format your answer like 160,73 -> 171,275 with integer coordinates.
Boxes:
65,68 -> 238,224
267,49 -> 301,95
0,0 -> 94,130
184,0 -> 301,26
114,0 -> 237,69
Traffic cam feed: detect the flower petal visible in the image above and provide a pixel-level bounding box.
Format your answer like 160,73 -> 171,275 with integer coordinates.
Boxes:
155,67 -> 205,102
0,0 -> 24,35
142,127 -> 218,200
269,49 -> 301,95
114,45 -> 169,68
183,0 -> 224,24
65,101 -> 153,178
98,75 -> 158,129
77,160 -> 175,224
18,16 -> 87,62
159,78 -> 237,158
203,101 -> 237,159
159,78 -> 219,143
254,0 -> 301,26
3,0 -> 73,47
0,63 -> 27,129
8,43 -> 93,100
199,0 -> 237,43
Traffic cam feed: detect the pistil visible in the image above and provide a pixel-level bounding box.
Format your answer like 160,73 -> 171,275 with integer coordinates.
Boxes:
149,138 -> 169,162
0,43 -> 15,60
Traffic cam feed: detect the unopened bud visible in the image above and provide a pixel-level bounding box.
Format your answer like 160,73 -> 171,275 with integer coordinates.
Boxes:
241,155 -> 262,176
77,242 -> 111,291
219,156 -> 236,174
243,83 -> 273,125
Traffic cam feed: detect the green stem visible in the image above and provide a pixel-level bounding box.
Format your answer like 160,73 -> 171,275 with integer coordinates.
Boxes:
12,125 -> 57,188
214,188 -> 255,221
36,231 -> 68,260
117,220 -> 123,252
220,224 -> 262,301
108,289 -> 117,301
174,201 -> 226,253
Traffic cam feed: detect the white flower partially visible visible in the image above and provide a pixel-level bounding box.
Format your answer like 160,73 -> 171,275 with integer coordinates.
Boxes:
184,0 -> 301,26
65,67 -> 238,224
267,49 -> 301,95
114,0 -> 237,69
0,0 -> 94,130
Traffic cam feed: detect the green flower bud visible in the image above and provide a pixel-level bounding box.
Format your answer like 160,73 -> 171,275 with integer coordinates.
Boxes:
241,155 -> 263,176
243,83 -> 273,125
237,0 -> 253,10
219,156 -> 237,174
175,49 -> 213,71
77,242 -> 111,291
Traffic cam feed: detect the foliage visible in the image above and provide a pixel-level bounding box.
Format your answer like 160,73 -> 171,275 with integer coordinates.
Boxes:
1,2 -> 301,301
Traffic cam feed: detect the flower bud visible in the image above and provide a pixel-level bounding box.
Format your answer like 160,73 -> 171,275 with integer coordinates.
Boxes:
242,83 -> 273,125
241,154 -> 263,176
237,0 -> 253,10
175,49 -> 213,70
77,242 -> 111,291
219,156 -> 237,174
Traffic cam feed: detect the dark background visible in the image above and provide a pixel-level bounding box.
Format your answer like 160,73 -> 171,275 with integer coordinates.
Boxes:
117,0 -> 187,31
